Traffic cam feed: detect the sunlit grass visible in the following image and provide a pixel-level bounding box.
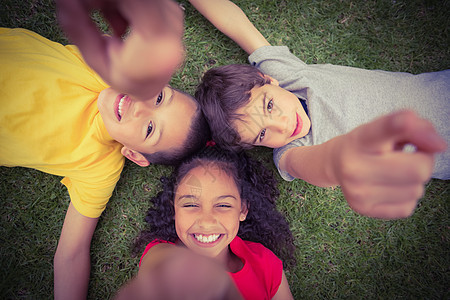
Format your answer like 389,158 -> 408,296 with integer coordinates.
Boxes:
1,0 -> 449,299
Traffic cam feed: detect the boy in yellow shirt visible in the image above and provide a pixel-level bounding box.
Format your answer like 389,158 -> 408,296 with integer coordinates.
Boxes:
0,1 -> 209,298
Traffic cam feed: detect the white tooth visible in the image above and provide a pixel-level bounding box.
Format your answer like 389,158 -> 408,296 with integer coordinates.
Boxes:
195,234 -> 220,243
118,96 -> 126,116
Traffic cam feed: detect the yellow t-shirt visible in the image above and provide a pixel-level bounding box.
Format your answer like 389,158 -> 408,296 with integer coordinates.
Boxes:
0,28 -> 125,218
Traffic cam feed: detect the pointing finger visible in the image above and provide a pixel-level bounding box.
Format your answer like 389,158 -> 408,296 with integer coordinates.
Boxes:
354,110 -> 446,154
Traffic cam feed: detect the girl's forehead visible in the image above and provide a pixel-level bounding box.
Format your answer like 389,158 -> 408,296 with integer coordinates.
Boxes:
180,163 -> 232,185
175,163 -> 240,199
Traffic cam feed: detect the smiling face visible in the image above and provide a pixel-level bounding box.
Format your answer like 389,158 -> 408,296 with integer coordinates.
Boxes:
233,79 -> 310,148
174,163 -> 248,265
98,86 -> 197,165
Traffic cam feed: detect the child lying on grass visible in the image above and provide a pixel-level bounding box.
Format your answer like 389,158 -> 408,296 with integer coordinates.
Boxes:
120,147 -> 296,299
190,0 -> 448,220
0,1 -> 209,298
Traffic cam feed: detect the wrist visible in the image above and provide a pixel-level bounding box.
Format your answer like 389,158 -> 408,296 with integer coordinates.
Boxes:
324,135 -> 347,186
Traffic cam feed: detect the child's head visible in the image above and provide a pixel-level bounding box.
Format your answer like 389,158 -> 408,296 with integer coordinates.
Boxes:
134,146 -> 296,268
195,64 -> 310,150
98,85 -> 210,166
173,153 -> 248,261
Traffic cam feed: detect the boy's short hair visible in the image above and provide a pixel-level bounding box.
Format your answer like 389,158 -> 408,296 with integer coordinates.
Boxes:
195,64 -> 271,151
141,91 -> 211,165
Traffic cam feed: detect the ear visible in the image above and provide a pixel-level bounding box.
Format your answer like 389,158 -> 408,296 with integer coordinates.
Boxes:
239,202 -> 249,222
263,74 -> 279,86
121,146 -> 150,167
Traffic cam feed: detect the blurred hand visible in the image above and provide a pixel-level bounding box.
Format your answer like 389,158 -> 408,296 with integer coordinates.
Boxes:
115,247 -> 243,300
56,0 -> 185,100
334,110 -> 446,219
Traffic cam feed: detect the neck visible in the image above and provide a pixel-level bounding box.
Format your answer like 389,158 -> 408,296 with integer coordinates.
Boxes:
221,245 -> 243,273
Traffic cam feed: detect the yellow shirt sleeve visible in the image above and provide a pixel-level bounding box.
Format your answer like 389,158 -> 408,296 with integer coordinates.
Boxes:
0,28 -> 125,218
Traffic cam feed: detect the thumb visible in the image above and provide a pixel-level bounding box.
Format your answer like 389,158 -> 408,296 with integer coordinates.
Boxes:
354,110 -> 446,154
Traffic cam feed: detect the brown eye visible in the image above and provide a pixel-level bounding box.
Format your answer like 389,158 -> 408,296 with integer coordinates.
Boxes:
146,121 -> 153,138
156,91 -> 163,105
267,99 -> 273,112
259,128 -> 266,141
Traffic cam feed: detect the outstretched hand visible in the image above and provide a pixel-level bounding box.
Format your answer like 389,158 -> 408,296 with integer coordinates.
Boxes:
334,110 -> 446,219
56,0 -> 185,100
115,247 -> 243,300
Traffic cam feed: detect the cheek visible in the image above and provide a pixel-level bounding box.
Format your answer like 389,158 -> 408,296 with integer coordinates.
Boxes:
174,212 -> 190,235
107,125 -> 129,146
225,214 -> 241,234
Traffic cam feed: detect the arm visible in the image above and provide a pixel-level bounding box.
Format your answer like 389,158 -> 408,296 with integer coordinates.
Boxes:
272,271 -> 294,300
56,0 -> 185,100
115,244 -> 243,300
54,203 -> 98,300
188,0 -> 270,54
280,110 -> 447,219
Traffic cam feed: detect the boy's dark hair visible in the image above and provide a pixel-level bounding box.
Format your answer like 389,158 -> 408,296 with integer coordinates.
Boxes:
195,64 -> 271,152
140,91 -> 211,166
133,146 -> 296,269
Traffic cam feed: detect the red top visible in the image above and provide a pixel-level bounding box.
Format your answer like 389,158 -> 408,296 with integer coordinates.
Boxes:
140,236 -> 283,300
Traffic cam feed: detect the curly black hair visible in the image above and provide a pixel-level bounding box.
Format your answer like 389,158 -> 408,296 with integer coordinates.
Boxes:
133,147 -> 296,269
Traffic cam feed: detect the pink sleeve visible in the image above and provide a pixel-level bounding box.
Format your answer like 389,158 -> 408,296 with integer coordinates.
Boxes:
266,248 -> 283,298
139,239 -> 174,267
241,239 -> 283,298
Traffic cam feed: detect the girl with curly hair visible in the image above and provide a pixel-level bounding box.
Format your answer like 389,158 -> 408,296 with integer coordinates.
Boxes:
116,147 -> 296,300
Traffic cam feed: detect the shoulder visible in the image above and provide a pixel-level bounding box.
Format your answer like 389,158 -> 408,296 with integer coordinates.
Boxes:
231,237 -> 283,298
249,45 -> 306,71
61,152 -> 124,218
249,45 -> 294,62
232,237 -> 281,267
139,239 -> 175,267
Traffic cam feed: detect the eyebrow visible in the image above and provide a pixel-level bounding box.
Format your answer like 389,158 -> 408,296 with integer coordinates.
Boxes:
217,195 -> 238,201
166,86 -> 175,104
176,195 -> 198,203
176,194 -> 238,203
251,92 -> 267,145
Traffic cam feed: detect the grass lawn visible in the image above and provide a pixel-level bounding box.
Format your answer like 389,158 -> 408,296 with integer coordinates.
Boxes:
1,0 -> 449,299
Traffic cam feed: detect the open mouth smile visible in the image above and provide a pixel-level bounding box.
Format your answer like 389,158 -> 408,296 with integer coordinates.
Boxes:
114,94 -> 129,121
192,233 -> 223,245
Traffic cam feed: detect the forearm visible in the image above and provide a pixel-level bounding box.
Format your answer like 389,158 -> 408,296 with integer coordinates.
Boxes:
54,203 -> 98,300
282,111 -> 446,219
189,0 -> 269,54
54,246 -> 90,300
280,137 -> 342,187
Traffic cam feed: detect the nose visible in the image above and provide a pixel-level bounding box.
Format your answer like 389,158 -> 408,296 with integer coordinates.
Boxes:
132,101 -> 144,118
197,210 -> 217,228
132,100 -> 152,118
267,115 -> 289,134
